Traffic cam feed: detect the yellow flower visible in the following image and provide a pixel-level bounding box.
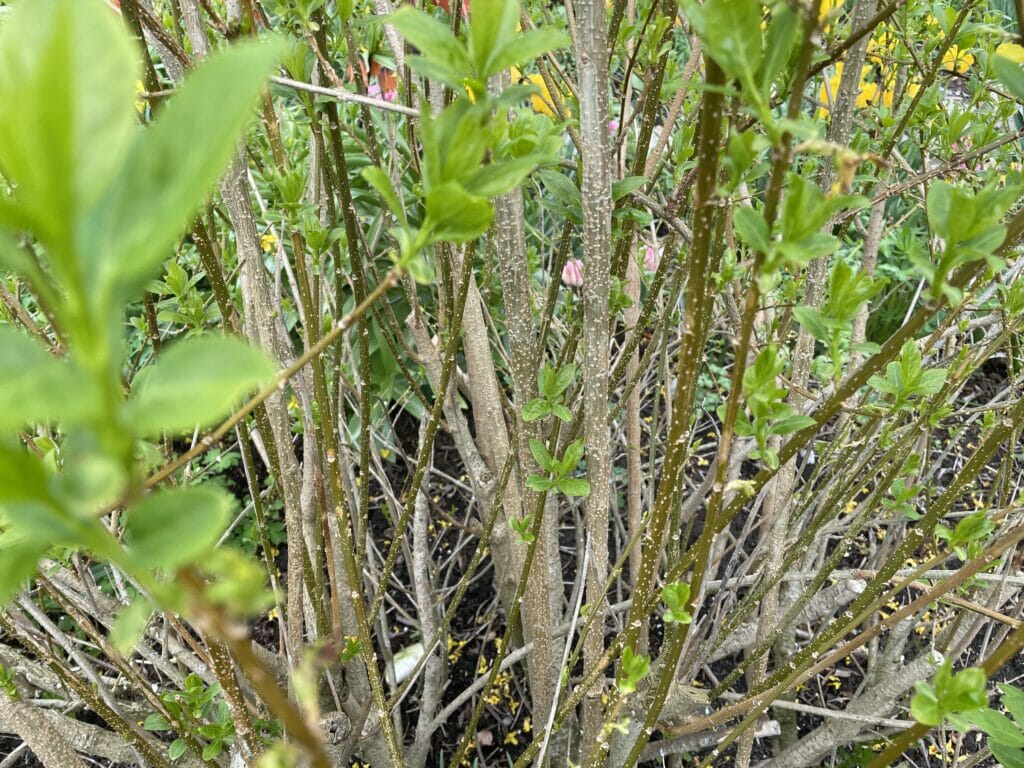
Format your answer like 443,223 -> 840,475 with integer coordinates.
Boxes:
260,231 -> 277,253
511,66 -> 566,118
866,27 -> 897,66
818,63 -> 893,117
942,45 -> 974,74
819,0 -> 843,28
996,42 -> 1024,64
134,79 -> 146,115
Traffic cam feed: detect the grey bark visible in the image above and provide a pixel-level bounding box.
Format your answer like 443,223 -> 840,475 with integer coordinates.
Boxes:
572,0 -> 614,753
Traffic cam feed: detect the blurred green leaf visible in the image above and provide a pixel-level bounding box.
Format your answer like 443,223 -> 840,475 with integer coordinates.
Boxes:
128,335 -> 275,436
126,486 -> 231,569
0,328 -> 86,432
0,0 -> 136,269
96,37 -> 287,302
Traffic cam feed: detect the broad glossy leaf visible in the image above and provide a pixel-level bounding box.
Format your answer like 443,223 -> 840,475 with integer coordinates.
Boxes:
94,37 -> 287,301
126,486 -> 232,569
128,335 -> 275,436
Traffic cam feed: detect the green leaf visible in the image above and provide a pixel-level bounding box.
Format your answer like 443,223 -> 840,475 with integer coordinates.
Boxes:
522,399 -> 552,422
733,205 -> 770,253
994,53 -> 1024,102
792,306 -> 832,342
0,534 -> 47,607
143,713 -> 171,732
911,681 -> 942,726
1000,684 -> 1024,726
485,29 -> 569,77
557,477 -> 591,497
917,369 -> 948,395
661,582 -> 693,623
990,741 -> 1024,768
110,599 -> 154,655
965,708 -> 1024,747
560,438 -> 585,474
537,167 -> 582,220
619,646 -> 650,695
553,364 -> 577,395
467,0 -> 520,77
96,37 -> 286,301
126,486 -> 232,569
0,0 -> 136,264
198,548 -> 273,615
388,7 -> 472,89
771,415 -> 817,435
0,443 -> 82,546
936,664 -> 987,713
679,0 -> 763,89
927,182 -> 956,241
612,176 -> 648,202
168,739 -> 188,761
0,327 -> 87,432
529,438 -> 554,470
525,474 -> 554,492
362,166 -> 408,225
425,182 -> 494,242
551,403 -> 573,422
202,742 -> 223,761
128,335 -> 275,436
465,156 -> 541,198
758,6 -> 799,89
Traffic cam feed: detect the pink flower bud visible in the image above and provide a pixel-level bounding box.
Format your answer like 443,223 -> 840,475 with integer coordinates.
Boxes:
562,258 -> 584,287
608,119 -> 619,134
643,246 -> 660,272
